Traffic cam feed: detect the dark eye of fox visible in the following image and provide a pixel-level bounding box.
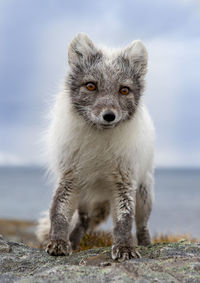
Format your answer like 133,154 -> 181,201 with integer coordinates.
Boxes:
119,87 -> 129,95
86,82 -> 96,91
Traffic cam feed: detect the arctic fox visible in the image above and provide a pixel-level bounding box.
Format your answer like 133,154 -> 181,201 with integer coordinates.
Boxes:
36,33 -> 155,261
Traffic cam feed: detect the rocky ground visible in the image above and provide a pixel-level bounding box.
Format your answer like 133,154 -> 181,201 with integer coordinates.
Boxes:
1,235 -> 200,282
1,220 -> 200,282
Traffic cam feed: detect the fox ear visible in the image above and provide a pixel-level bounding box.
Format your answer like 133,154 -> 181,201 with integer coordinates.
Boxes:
123,40 -> 148,77
68,33 -> 100,66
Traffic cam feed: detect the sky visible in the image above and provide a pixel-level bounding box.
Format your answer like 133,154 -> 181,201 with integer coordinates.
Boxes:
0,0 -> 200,167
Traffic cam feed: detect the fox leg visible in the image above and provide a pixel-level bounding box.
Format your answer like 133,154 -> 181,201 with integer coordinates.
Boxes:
46,170 -> 77,256
69,208 -> 90,250
135,174 -> 154,246
70,201 -> 110,249
111,170 -> 140,262
88,201 -> 110,231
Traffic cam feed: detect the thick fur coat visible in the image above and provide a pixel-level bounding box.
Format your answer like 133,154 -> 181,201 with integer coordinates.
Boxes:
36,33 -> 155,261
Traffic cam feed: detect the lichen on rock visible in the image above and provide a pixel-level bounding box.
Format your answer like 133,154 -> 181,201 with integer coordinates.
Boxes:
1,237 -> 200,282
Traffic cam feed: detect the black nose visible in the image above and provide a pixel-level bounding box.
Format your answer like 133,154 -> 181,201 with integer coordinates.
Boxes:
103,110 -> 116,122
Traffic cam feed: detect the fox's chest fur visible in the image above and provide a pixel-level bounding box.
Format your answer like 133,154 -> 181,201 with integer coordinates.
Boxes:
47,92 -> 154,205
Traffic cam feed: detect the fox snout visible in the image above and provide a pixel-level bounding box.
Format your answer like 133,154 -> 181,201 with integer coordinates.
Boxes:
102,110 -> 116,123
89,97 -> 123,128
90,106 -> 121,128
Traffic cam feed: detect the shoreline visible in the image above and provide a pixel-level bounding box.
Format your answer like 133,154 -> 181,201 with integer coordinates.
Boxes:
0,218 -> 38,248
0,218 -> 198,251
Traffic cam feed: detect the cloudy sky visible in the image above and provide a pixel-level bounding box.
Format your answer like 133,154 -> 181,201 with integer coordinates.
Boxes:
0,0 -> 200,167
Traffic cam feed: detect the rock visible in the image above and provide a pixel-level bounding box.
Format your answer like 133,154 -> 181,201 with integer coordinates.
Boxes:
193,263 -> 200,272
0,238 -> 11,253
0,237 -> 200,282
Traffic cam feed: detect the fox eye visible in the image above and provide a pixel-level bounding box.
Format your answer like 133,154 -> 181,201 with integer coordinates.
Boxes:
86,82 -> 96,91
119,87 -> 129,95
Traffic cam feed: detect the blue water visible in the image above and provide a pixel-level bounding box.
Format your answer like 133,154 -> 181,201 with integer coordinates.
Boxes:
0,167 -> 199,237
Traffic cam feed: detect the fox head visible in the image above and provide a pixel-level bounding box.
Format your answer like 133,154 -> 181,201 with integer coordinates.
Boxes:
66,33 -> 148,129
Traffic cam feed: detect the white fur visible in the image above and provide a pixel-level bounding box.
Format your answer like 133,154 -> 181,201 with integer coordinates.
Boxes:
37,91 -> 155,242
46,89 -> 154,200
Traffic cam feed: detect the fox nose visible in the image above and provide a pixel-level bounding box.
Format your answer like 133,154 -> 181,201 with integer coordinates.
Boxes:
103,110 -> 116,122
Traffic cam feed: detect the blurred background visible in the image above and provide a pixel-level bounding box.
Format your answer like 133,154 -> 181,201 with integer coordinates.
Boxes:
0,0 -> 200,241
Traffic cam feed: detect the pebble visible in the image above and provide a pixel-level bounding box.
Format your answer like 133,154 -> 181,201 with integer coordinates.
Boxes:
0,238 -> 11,253
193,263 -> 200,272
99,261 -> 112,267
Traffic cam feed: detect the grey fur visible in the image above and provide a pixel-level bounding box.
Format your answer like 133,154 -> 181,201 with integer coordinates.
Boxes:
47,170 -> 77,255
110,168 -> 140,260
69,201 -> 110,250
66,34 -> 147,129
69,211 -> 90,250
136,184 -> 153,246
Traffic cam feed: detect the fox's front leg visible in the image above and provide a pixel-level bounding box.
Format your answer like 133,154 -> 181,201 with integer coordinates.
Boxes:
46,171 -> 77,256
111,171 -> 140,261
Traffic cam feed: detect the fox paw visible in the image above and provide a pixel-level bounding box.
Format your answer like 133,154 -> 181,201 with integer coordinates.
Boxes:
111,245 -> 141,262
46,239 -> 72,256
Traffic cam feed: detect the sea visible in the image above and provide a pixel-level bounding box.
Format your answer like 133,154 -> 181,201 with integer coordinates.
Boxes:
0,166 -> 200,237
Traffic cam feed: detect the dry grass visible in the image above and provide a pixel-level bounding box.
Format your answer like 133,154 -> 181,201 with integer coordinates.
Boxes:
77,231 -> 113,251
77,232 -> 199,251
152,233 -> 198,244
0,219 -> 35,235
0,219 -> 198,251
